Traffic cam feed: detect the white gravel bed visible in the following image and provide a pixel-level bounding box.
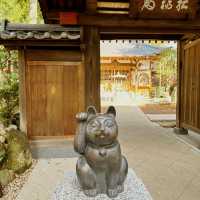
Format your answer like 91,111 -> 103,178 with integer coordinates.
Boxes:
1,159 -> 37,200
53,168 -> 153,200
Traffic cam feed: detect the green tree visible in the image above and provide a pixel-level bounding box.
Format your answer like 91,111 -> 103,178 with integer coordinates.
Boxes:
0,0 -> 43,127
0,0 -> 29,23
0,47 -> 19,127
157,47 -> 177,97
0,47 -> 18,73
0,72 -> 19,127
0,0 -> 43,23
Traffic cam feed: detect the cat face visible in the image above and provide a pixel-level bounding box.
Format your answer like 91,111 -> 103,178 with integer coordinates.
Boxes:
86,106 -> 118,146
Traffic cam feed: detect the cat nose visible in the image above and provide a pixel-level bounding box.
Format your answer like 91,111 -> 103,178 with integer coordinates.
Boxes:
100,126 -> 105,132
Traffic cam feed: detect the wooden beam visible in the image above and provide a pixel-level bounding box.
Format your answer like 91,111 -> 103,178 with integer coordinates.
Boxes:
86,0 -> 97,14
45,12 -> 200,33
5,23 -> 80,32
82,26 -> 100,111
184,37 -> 200,49
0,40 -> 80,49
129,0 -> 139,18
98,2 -> 129,9
78,14 -> 200,30
100,32 -> 182,40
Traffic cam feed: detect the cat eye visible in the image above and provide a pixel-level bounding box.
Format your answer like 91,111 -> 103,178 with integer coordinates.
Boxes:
89,121 -> 99,128
104,120 -> 114,127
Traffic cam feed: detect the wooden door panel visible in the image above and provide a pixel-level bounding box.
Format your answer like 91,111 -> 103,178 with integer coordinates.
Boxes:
63,65 -> 79,135
28,66 -> 47,137
197,45 -> 200,129
46,65 -> 64,136
26,60 -> 82,138
182,40 -> 200,132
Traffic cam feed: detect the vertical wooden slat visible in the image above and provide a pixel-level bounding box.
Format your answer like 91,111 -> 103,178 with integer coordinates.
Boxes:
63,65 -> 79,135
189,47 -> 195,125
78,63 -> 85,112
183,49 -> 188,123
197,44 -> 200,129
176,41 -> 181,128
18,50 -> 27,133
26,56 -> 31,137
186,48 -> 191,124
193,45 -> 197,127
46,65 -> 64,136
188,47 -> 192,124
29,65 -> 47,137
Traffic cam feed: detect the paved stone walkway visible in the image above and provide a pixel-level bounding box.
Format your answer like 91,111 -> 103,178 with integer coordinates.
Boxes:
17,106 -> 200,200
146,114 -> 176,121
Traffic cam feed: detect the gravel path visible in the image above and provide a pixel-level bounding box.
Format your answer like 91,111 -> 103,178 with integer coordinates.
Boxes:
1,159 -> 37,200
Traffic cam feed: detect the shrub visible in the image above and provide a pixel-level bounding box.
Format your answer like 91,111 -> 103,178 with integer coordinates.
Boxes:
0,73 -> 19,127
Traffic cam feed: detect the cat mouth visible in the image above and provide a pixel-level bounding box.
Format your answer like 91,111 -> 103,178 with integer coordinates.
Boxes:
95,132 -> 106,139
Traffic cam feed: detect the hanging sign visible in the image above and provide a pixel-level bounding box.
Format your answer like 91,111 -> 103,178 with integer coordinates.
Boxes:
135,0 -> 197,19
60,12 -> 78,25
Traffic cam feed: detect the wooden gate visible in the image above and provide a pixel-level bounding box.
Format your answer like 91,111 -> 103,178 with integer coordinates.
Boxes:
180,40 -> 200,133
25,50 -> 84,139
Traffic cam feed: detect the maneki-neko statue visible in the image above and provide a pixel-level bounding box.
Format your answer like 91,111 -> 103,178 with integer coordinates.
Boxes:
74,106 -> 128,198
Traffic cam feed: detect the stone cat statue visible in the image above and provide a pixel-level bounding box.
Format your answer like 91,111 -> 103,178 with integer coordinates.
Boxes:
74,106 -> 128,198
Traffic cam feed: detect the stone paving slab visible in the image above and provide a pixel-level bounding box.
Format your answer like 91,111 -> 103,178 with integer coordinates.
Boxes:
16,158 -> 77,200
146,114 -> 176,121
16,106 -> 200,200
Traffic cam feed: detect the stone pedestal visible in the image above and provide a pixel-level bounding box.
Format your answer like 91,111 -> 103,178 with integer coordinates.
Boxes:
52,169 -> 153,200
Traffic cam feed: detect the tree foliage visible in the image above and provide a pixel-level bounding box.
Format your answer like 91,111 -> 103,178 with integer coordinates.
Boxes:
0,0 -> 43,23
157,47 -> 177,96
0,72 -> 19,127
0,47 -> 18,73
0,0 -> 29,23
0,0 -> 44,127
0,47 -> 19,127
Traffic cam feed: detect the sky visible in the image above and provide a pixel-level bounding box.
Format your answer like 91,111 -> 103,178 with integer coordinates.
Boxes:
100,40 -> 177,57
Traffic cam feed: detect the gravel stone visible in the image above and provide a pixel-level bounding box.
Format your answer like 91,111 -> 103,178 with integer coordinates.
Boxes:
1,159 -> 37,200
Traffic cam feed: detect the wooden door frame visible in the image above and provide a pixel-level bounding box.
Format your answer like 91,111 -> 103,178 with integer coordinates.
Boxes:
98,29 -> 187,134
18,48 -> 85,139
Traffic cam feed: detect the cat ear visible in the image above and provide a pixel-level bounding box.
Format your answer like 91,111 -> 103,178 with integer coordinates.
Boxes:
87,106 -> 97,116
106,106 -> 116,117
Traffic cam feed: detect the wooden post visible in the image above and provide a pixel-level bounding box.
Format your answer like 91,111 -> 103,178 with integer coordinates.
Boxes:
82,26 -> 101,112
174,41 -> 188,134
129,0 -> 139,18
18,49 -> 27,133
86,0 -> 97,14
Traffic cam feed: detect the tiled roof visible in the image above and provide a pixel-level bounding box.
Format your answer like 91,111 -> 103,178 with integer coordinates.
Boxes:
0,20 -> 80,41
0,30 -> 80,40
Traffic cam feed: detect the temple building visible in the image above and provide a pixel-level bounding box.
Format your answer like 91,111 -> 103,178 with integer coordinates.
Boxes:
100,41 -> 163,104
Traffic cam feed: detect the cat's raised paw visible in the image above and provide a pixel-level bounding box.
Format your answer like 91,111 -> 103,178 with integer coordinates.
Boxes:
76,112 -> 88,121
